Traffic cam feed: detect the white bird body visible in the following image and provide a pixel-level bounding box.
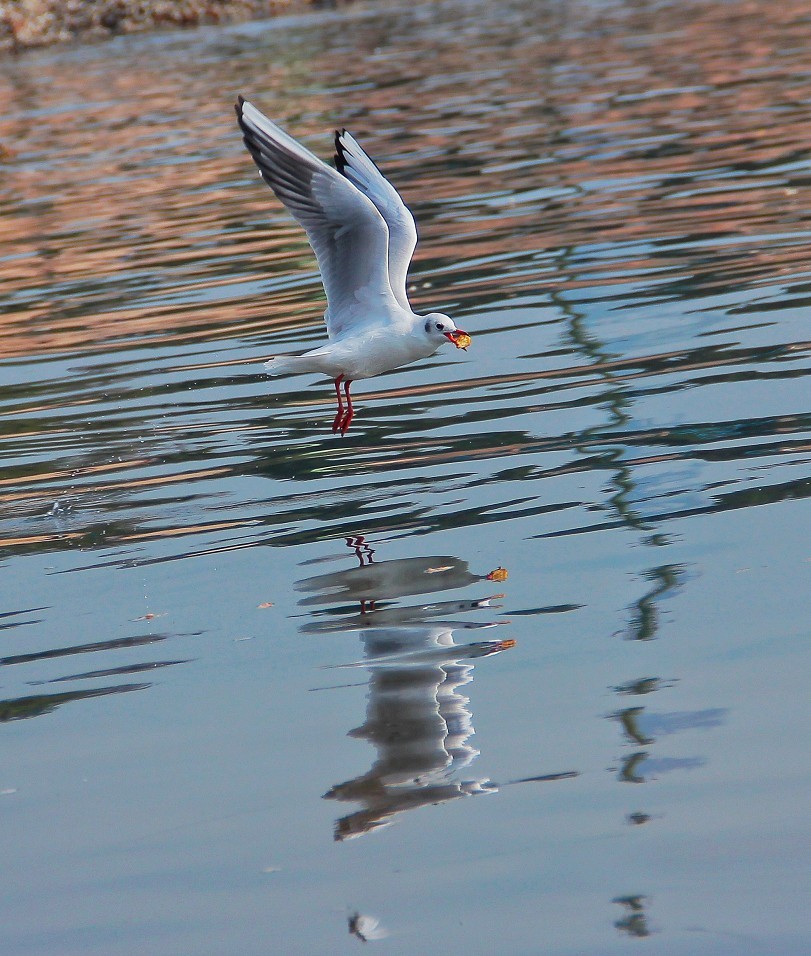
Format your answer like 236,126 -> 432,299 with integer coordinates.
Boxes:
235,97 -> 470,432
266,318 -> 439,380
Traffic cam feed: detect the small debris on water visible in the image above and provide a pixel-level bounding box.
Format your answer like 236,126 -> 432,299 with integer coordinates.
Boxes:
348,912 -> 388,942
46,500 -> 72,517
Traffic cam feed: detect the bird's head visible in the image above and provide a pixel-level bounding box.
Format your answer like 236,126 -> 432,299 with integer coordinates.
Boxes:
423,313 -> 471,350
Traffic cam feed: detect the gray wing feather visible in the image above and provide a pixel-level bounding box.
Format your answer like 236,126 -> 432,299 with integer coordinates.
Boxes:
334,129 -> 418,311
236,98 -> 398,339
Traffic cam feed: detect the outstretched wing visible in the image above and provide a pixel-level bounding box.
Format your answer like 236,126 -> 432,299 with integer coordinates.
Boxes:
334,129 -> 418,311
236,98 -> 399,339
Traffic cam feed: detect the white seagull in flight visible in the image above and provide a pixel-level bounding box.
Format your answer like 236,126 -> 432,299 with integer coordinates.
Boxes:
235,97 -> 470,435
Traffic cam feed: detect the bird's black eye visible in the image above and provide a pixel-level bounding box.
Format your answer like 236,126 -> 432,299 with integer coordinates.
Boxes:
435,322 -> 443,330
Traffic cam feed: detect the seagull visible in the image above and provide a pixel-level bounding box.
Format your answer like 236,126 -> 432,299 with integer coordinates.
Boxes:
235,97 -> 471,435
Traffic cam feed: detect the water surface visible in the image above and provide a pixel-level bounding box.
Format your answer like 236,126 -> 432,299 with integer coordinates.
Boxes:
1,1 -> 810,952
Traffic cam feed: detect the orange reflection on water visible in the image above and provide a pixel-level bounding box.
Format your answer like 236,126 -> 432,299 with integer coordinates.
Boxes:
0,0 -> 810,362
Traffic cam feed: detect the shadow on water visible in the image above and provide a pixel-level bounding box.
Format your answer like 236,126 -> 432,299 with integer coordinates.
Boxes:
0,683 -> 148,722
0,629 -> 198,720
301,537 -> 576,842
547,274 -> 733,925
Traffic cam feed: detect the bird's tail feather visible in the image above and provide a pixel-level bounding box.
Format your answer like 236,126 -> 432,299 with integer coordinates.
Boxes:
264,354 -> 325,376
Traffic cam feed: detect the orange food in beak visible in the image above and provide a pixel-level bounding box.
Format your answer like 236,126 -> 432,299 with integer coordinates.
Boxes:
445,329 -> 471,350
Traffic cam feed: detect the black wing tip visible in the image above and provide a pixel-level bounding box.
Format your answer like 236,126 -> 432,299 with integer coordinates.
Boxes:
334,128 -> 348,174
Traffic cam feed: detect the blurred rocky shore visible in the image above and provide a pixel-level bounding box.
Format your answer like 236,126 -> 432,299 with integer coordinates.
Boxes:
0,0 -> 327,52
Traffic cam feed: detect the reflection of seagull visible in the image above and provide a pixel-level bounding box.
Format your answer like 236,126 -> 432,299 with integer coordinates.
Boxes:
301,539 -> 575,839
235,98 -> 470,434
324,620 -> 511,841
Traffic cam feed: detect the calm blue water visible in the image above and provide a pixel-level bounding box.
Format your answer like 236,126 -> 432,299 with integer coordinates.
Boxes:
1,0 -> 810,952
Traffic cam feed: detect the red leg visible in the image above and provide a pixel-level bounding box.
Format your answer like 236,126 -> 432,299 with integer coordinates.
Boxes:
332,374 -> 344,433
339,379 -> 354,435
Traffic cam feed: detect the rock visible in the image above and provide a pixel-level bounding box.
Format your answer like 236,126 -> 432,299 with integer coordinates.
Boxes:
0,0 -> 320,53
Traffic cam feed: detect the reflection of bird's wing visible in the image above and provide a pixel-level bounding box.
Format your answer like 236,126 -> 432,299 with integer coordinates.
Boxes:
236,99 -> 399,340
332,626 -> 507,668
335,130 -> 418,311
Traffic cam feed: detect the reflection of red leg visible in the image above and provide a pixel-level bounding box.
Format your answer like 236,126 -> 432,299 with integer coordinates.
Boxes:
345,534 -> 376,617
347,535 -> 375,566
332,375 -> 344,433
